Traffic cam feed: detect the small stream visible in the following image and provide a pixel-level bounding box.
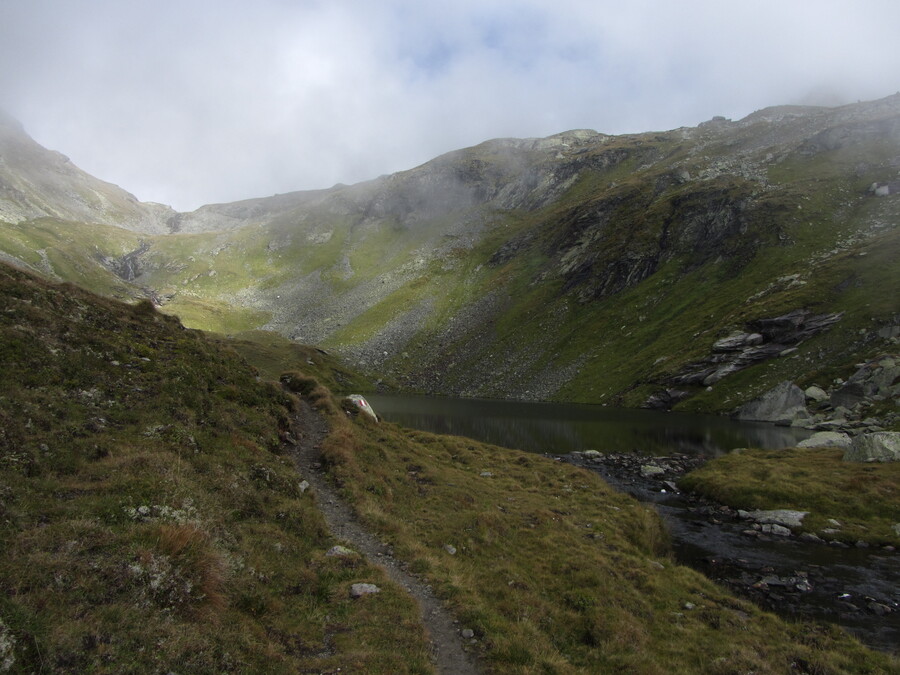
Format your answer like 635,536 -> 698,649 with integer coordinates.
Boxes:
366,393 -> 900,653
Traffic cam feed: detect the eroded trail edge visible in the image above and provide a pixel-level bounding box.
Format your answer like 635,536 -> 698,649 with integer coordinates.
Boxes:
288,400 -> 481,675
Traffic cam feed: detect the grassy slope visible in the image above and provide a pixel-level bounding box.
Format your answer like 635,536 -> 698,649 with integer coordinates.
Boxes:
0,263 -> 430,674
0,218 -> 144,300
310,399 -> 896,673
679,448 -> 900,546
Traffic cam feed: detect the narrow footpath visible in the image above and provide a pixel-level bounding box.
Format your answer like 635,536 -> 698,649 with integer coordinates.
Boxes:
288,400 -> 482,675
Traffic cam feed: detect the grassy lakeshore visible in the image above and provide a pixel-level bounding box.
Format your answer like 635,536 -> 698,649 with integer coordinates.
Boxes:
304,391 -> 898,674
679,447 -> 900,547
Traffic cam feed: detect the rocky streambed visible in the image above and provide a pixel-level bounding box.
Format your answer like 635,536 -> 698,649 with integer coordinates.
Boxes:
562,450 -> 900,654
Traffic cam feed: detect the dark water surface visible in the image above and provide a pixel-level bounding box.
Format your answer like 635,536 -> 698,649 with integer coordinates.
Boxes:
365,393 -> 813,454
365,393 -> 899,653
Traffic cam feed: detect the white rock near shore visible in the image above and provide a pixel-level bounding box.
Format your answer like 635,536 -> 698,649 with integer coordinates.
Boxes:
797,431 -> 852,449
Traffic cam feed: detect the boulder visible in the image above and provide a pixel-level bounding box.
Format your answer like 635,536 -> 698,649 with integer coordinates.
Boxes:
804,385 -> 829,403
797,431 -> 852,450
736,381 -> 808,425
345,394 -> 378,421
830,381 -> 866,410
843,432 -> 900,462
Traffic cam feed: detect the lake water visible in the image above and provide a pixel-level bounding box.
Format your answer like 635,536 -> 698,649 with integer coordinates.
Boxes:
364,393 -> 813,455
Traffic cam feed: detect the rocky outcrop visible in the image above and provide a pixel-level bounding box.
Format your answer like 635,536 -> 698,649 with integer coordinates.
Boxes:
736,381 -> 808,425
646,311 -> 843,408
843,432 -> 900,462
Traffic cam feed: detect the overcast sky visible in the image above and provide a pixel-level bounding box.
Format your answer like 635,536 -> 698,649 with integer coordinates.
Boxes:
1,0 -> 898,211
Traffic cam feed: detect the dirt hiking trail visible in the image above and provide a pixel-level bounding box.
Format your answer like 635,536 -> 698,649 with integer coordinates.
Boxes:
289,400 -> 482,675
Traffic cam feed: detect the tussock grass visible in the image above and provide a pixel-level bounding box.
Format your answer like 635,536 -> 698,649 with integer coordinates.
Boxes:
316,400 -> 896,673
680,447 -> 900,546
0,262 -> 430,673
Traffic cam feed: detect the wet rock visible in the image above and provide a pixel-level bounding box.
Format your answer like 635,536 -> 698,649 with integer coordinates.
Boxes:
797,431 -> 852,449
350,583 -> 380,598
640,464 -> 665,478
761,523 -> 792,537
843,431 -> 900,462
738,508 -> 807,529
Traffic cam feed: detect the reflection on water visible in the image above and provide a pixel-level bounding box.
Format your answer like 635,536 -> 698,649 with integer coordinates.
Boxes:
365,394 -> 813,455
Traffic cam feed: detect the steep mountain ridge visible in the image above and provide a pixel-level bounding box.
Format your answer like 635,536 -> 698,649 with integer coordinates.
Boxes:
0,110 -> 174,234
0,95 -> 898,414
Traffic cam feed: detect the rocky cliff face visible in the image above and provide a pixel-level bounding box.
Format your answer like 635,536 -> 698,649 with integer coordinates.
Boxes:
0,95 -> 898,416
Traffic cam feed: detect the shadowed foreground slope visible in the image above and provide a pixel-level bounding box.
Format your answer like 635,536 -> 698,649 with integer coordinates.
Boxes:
0,262 -> 431,673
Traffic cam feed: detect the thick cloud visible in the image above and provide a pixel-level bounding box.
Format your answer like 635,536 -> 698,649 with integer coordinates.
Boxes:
1,0 -> 898,211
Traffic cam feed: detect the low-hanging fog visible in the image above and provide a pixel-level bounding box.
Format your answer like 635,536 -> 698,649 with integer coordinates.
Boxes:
1,0 -> 898,212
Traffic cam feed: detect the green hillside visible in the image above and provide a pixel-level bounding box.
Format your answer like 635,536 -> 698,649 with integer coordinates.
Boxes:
1,96 -> 898,416
1,261 -> 895,673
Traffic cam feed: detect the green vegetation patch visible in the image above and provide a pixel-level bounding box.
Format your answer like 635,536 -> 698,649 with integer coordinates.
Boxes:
0,262 -> 430,674
679,447 -> 900,546
313,403 -> 895,673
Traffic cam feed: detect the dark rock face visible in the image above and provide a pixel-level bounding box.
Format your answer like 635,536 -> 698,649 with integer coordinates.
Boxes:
103,241 -> 151,282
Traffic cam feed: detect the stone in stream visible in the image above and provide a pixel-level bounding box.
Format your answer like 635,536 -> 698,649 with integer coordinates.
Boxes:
640,465 -> 665,478
738,509 -> 808,529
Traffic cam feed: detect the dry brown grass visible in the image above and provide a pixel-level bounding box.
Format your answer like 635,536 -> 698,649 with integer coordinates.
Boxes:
155,524 -> 227,615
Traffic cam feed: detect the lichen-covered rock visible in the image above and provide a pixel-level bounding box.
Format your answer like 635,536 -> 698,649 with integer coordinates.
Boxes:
843,432 -> 900,462
804,385 -> 829,403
